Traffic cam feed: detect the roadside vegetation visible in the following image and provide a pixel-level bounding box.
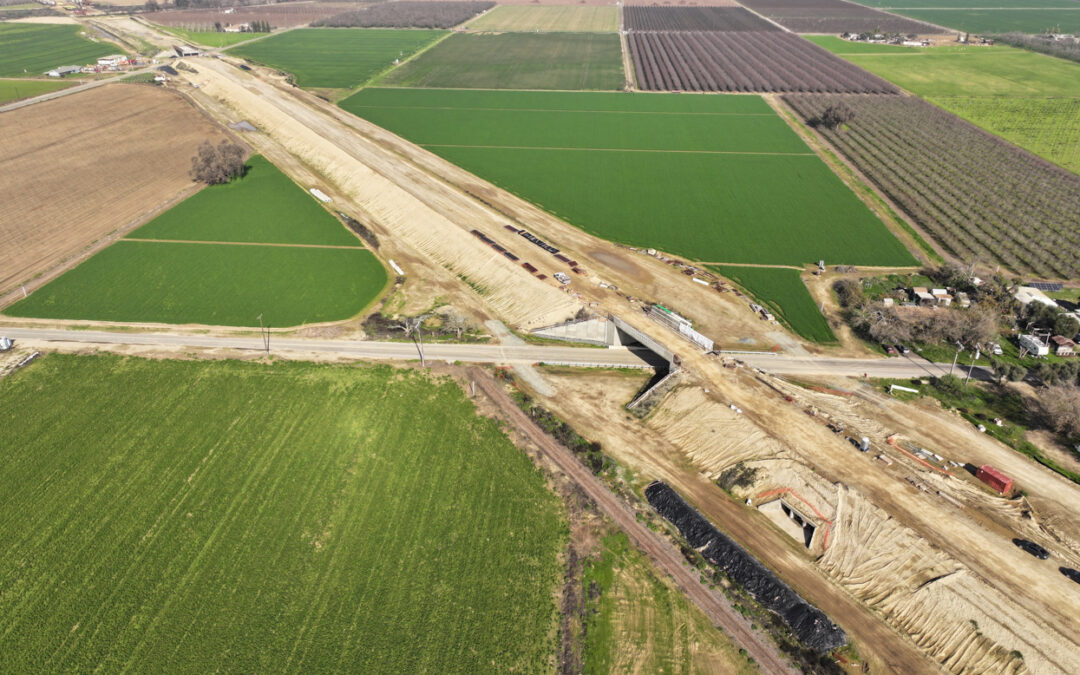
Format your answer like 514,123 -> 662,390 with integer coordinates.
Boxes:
0,354 -> 566,672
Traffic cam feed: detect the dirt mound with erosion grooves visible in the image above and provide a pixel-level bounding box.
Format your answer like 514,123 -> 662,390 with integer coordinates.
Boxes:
644,382 -> 1078,674
181,59 -> 579,328
0,84 -> 227,295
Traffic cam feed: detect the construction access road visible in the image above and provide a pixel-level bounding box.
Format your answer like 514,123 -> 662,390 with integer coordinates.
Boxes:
0,326 -> 990,379
470,368 -> 796,675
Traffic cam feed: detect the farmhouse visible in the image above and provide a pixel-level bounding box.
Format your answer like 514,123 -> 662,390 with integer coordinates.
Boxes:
97,55 -> 126,67
46,65 -> 82,78
1051,335 -> 1075,357
911,286 -> 936,305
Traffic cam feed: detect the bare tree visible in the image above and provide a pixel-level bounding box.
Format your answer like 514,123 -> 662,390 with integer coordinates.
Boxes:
190,140 -> 246,185
445,312 -> 469,340
1028,385 -> 1080,440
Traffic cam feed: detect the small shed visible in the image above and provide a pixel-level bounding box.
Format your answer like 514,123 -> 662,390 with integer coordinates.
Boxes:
1051,335 -> 1075,357
47,65 -> 82,78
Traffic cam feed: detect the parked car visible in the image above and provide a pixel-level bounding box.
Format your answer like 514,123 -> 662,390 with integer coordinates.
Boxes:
895,344 -> 911,355
1013,538 -> 1050,560
989,342 -> 1003,356
1061,567 -> 1080,585
882,344 -> 898,356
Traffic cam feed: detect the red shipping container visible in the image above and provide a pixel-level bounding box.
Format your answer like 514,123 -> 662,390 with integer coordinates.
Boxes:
976,465 -> 1013,494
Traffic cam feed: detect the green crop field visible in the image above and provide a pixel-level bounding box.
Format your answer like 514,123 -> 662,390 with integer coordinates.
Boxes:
0,354 -> 565,672
807,41 -> 1080,97
0,77 -> 71,103
0,23 -> 115,77
812,39 -> 1080,173
466,5 -> 619,32
5,156 -> 387,327
342,88 -> 916,267
710,265 -> 836,343
379,32 -> 624,90
229,28 -> 444,89
857,0 -> 1080,7
884,8 -> 1080,33
4,241 -> 386,326
161,26 -> 265,47
130,156 -> 363,246
935,96 -> 1080,174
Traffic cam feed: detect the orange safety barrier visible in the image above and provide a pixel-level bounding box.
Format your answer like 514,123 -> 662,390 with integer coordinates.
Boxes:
887,436 -> 952,476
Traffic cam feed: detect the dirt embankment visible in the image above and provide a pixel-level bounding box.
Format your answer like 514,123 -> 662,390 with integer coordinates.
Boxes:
0,84 -> 227,297
645,370 -> 1080,675
179,59 -> 580,329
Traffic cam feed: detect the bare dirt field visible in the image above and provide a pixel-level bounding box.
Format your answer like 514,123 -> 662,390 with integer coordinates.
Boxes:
0,83 -> 228,295
6,15 -> 78,24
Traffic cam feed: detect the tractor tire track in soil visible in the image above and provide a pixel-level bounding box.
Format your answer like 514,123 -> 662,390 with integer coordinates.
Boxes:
470,367 -> 796,675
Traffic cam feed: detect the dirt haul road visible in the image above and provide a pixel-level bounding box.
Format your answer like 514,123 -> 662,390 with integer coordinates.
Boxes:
177,58 -> 580,330
469,368 -> 796,675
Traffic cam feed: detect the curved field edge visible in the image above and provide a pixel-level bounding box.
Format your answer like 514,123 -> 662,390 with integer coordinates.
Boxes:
0,354 -> 567,673
3,241 -> 389,327
127,155 -> 366,247
710,265 -> 837,344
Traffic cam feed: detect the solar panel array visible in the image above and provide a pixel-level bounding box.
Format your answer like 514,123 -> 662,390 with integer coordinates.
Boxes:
1028,281 -> 1064,292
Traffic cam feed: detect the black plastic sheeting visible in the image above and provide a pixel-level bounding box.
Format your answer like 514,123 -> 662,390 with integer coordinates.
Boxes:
645,481 -> 847,653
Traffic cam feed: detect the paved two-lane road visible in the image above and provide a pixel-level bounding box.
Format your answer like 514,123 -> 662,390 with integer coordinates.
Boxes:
0,326 -> 992,379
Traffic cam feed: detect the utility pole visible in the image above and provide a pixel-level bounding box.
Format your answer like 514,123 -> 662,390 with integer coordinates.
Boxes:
964,347 -> 980,385
950,341 -> 963,376
257,313 -> 269,357
415,318 -> 426,368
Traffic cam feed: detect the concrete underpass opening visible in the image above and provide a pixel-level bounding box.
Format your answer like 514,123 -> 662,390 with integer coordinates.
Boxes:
758,499 -> 818,549
530,315 -> 677,372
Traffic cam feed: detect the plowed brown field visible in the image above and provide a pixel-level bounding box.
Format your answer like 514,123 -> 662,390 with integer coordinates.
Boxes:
0,84 -> 228,294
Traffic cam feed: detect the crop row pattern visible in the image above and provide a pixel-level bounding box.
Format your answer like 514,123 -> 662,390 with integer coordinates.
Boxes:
630,32 -> 899,94
785,94 -> 1080,278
